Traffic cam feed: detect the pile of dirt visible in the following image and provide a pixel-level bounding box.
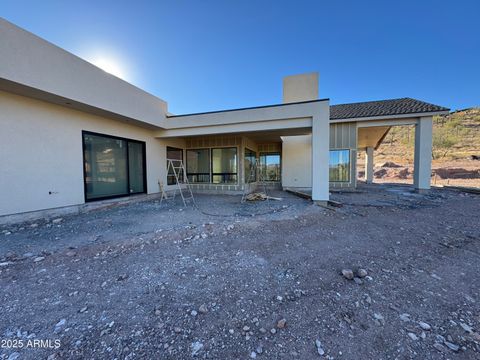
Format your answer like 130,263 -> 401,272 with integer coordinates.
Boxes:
366,165 -> 479,182
379,161 -> 402,168
433,168 -> 480,179
372,167 -> 412,180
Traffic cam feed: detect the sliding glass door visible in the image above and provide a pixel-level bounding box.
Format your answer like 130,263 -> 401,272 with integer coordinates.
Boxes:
83,131 -> 146,201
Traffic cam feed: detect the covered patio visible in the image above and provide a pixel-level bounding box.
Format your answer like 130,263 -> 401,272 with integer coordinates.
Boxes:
330,98 -> 450,191
155,98 -> 331,204
157,98 -> 450,203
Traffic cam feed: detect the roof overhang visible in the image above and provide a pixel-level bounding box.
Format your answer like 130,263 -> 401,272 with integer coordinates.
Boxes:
0,18 -> 167,129
155,99 -> 329,138
331,110 -> 450,125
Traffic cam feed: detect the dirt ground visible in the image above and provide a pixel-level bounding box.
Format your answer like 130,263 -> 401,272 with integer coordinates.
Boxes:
1,185 -> 479,360
357,159 -> 480,189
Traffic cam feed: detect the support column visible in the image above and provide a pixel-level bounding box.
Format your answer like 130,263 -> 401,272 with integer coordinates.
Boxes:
413,116 -> 433,191
311,109 -> 330,205
365,147 -> 374,184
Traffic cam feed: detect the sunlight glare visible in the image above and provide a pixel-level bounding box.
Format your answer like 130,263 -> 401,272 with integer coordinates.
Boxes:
91,57 -> 127,80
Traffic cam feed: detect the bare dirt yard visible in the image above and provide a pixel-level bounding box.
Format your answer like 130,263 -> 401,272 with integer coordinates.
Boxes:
357,159 -> 480,189
1,185 -> 479,360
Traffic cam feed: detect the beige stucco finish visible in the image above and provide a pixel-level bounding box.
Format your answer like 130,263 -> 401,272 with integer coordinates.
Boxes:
413,116 -> 433,190
283,73 -> 319,104
365,147 -> 374,183
0,90 -> 182,216
282,135 -> 312,188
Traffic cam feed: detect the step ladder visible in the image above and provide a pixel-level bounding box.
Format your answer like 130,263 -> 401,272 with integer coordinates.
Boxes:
165,159 -> 195,207
241,161 -> 268,202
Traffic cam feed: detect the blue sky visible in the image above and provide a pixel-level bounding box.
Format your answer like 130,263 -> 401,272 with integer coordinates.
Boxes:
1,0 -> 479,113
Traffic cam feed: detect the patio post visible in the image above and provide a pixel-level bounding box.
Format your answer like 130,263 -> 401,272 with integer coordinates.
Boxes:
413,116 -> 433,191
365,147 -> 374,184
311,110 -> 330,204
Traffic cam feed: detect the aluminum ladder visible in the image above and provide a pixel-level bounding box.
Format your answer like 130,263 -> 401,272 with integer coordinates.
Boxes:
166,159 -> 195,207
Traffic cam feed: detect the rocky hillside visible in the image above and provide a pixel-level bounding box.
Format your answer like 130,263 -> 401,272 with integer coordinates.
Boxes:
376,107 -> 480,163
359,108 -> 480,188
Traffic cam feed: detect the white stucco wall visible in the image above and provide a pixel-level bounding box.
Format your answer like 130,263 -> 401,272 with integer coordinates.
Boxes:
281,135 -> 312,188
0,90 -> 180,216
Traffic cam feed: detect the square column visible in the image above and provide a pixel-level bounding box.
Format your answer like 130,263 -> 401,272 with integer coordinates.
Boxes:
413,116 -> 433,191
365,147 -> 374,184
311,111 -> 330,204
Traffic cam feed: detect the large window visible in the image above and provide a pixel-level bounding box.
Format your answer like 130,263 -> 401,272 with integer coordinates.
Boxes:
167,147 -> 183,185
83,132 -> 146,201
186,149 -> 210,183
128,142 -> 146,193
329,149 -> 350,182
259,153 -> 281,182
212,147 -> 237,184
244,148 -> 257,183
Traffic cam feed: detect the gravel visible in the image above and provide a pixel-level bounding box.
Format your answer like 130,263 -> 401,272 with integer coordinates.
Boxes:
0,185 -> 479,359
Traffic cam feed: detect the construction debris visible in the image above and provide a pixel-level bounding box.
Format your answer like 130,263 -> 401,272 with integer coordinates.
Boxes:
245,192 -> 283,202
285,189 -> 311,200
328,200 -> 343,208
241,160 -> 269,202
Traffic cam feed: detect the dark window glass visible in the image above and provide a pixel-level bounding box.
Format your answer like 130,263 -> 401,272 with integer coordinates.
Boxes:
83,132 -> 146,200
244,148 -> 257,183
329,150 -> 350,182
212,147 -> 237,184
259,153 -> 281,181
128,142 -> 145,193
167,147 -> 183,185
186,149 -> 210,183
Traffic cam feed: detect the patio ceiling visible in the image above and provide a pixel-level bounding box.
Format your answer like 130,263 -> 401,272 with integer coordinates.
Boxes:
357,126 -> 391,150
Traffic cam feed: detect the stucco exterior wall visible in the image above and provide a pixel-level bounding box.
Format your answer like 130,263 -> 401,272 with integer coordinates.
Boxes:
283,73 -> 319,104
281,122 -> 358,191
281,135 -> 312,189
0,90 -> 176,216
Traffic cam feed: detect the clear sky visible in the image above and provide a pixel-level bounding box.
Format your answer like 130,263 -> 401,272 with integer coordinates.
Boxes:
1,0 -> 479,114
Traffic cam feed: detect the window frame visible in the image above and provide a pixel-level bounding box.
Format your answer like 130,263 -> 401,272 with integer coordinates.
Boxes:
186,148 -> 211,183
82,130 -> 147,202
259,152 -> 281,182
166,146 -> 184,185
329,149 -> 351,183
211,146 -> 238,184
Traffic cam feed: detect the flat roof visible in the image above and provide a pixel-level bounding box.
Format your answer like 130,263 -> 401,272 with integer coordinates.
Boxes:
167,98 -> 330,118
168,97 -> 450,120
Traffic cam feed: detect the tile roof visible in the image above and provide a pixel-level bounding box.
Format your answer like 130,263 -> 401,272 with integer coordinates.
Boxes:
330,98 -> 449,120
